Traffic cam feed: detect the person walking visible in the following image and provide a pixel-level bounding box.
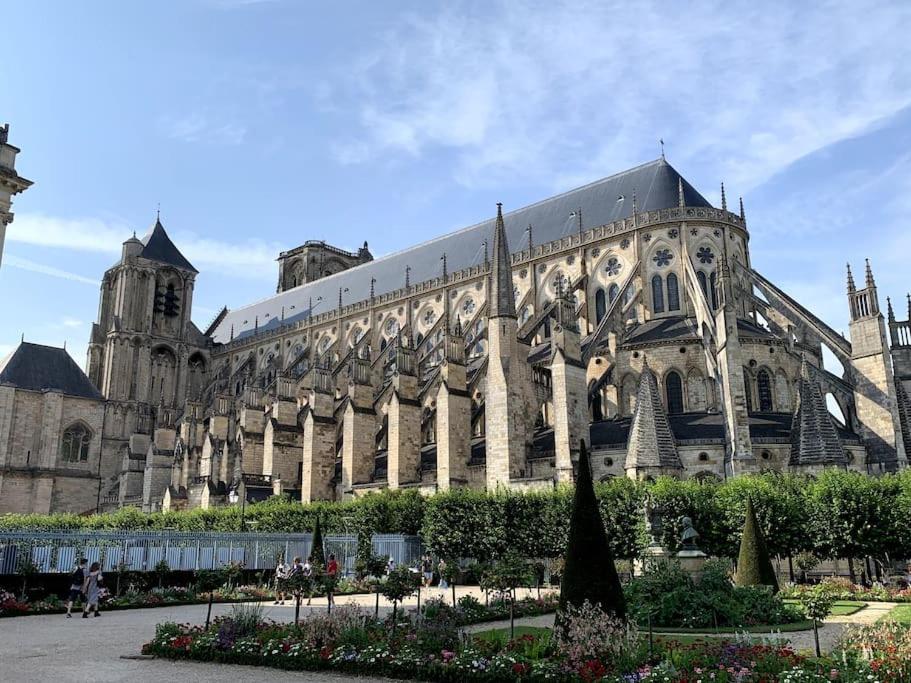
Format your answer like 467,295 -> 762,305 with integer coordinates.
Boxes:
438,558 -> 449,591
82,562 -> 103,618
65,558 -> 88,618
422,554 -> 433,588
325,553 -> 339,608
386,556 -> 395,575
273,557 -> 289,605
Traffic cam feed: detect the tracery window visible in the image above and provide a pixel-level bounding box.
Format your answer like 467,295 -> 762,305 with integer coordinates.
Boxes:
60,424 -> 92,463
608,283 -> 619,304
667,273 -> 680,312
666,371 -> 684,415
461,297 -> 476,316
595,288 -> 606,324
605,257 -> 622,277
697,247 -> 715,264
709,271 -> 718,310
651,275 -> 665,313
422,309 -> 436,327
757,369 -> 773,412
384,318 -> 400,336
743,368 -> 754,412
697,271 -> 709,302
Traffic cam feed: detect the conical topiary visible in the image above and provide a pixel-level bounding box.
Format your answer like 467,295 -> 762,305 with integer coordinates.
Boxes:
310,515 -> 326,566
559,440 -> 626,619
734,497 -> 779,592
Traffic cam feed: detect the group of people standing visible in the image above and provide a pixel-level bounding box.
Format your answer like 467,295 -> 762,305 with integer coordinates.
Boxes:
64,558 -> 103,618
420,554 -> 449,589
273,553 -> 340,607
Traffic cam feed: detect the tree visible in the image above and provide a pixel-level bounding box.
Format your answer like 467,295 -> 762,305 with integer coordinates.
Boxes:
559,440 -> 626,620
194,568 -> 227,629
355,553 -> 388,618
734,497 -> 779,592
800,583 -> 836,657
481,553 -> 533,639
310,515 -> 326,566
154,559 -> 170,590
284,569 -> 315,625
381,565 -> 421,637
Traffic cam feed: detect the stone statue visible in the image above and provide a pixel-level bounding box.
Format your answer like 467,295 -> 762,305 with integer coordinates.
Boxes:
680,516 -> 700,551
645,498 -> 664,547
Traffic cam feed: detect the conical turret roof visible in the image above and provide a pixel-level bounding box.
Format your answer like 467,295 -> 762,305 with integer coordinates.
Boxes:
139,218 -> 197,273
625,360 -> 682,470
789,358 -> 847,466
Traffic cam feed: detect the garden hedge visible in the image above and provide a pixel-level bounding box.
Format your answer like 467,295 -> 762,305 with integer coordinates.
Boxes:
1,469 -> 909,567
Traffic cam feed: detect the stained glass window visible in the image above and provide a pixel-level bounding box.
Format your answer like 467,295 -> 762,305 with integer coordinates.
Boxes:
652,275 -> 665,313
667,273 -> 680,311
652,249 -> 673,267
60,424 -> 91,463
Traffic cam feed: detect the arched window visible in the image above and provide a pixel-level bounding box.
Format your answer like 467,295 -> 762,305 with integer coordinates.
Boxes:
595,288 -> 606,324
60,424 -> 92,463
757,369 -> 773,412
665,371 -> 684,414
651,275 -> 664,313
591,393 -> 603,421
667,273 -> 680,311
709,271 -> 718,309
608,283 -> 619,304
743,368 -> 753,412
697,271 -> 708,302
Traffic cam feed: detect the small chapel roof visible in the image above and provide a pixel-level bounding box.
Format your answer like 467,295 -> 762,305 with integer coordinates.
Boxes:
211,158 -> 712,343
139,218 -> 198,273
0,342 -> 103,400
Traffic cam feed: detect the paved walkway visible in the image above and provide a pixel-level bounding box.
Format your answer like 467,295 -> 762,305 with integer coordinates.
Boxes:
0,586 -> 553,682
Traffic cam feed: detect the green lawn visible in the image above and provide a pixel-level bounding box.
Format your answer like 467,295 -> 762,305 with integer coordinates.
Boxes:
472,626 -> 551,644
783,599 -> 866,617
882,604 -> 911,624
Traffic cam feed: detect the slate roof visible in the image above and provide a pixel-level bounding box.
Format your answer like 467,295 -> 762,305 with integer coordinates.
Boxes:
0,342 -> 103,399
139,219 -> 198,273
212,158 -> 712,343
625,360 -> 682,469
789,359 -> 847,466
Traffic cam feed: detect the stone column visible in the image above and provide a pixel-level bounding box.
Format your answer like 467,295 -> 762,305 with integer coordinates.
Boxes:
301,370 -> 337,503
387,342 -> 421,489
550,291 -> 587,483
436,329 -> 470,490
341,355 -> 375,494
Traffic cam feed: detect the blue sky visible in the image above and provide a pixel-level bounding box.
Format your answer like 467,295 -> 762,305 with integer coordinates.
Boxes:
2,0 -> 911,374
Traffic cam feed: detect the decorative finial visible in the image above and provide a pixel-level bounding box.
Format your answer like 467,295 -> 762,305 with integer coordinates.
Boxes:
281,306 -> 285,321
659,138 -> 665,160
720,182 -> 727,212
678,178 -> 685,208
846,263 -> 856,292
887,297 -> 895,322
370,277 -> 376,299
483,239 -> 489,265
527,224 -> 534,251
739,197 -> 745,221
865,258 -> 876,289
132,230 -> 137,239
254,316 -> 259,331
0,123 -> 8,144
405,265 -> 411,289
907,293 -> 911,320
230,324 -> 234,341
453,314 -> 462,336
441,252 -> 448,279
496,201 -> 503,219
20,333 -> 24,343
156,203 -> 160,222
308,296 -> 313,312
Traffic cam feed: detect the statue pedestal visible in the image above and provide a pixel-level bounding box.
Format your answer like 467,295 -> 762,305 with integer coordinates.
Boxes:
634,545 -> 674,576
676,548 -> 708,580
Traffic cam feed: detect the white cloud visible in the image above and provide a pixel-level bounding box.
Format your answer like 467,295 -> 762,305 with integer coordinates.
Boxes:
0,344 -> 13,360
61,317 -> 83,328
326,2 -> 911,191
160,113 -> 247,146
8,213 -> 280,281
3,254 -> 98,285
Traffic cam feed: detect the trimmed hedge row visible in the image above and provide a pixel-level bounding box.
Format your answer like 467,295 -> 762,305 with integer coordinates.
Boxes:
2,470 -> 910,565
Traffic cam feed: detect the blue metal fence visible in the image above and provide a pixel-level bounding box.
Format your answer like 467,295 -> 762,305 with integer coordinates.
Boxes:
0,530 -> 423,578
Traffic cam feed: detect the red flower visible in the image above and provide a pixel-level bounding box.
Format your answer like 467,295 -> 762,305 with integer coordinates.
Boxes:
319,645 -> 332,660
512,662 -> 529,676
580,659 -> 607,682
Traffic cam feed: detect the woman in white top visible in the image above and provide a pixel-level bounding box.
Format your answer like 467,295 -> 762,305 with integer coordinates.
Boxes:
273,559 -> 289,605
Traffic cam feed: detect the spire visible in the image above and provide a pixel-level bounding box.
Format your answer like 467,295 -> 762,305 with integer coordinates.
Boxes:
846,263 -> 856,292
888,297 -> 895,323
720,182 -> 727,212
677,178 -> 685,208
453,314 -> 462,336
370,277 -> 376,300
907,293 -> 910,320
405,265 -> 411,289
789,357 -> 847,467
441,252 -> 448,280
865,258 -> 876,289
489,202 -> 516,318
625,360 -> 682,471
527,224 -> 534,252
739,196 -> 745,221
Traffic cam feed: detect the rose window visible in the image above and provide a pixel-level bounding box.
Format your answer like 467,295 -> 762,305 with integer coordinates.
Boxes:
652,249 -> 673,267
697,247 -> 715,264
422,309 -> 436,327
605,257 -> 622,277
384,318 -> 400,336
461,297 -> 476,316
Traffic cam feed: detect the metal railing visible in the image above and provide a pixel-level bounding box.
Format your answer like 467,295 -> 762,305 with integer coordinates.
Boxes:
0,530 -> 423,578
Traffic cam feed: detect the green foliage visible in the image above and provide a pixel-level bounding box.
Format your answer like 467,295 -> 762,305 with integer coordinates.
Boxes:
559,442 -> 626,619
193,568 -> 227,593
734,497 -> 779,592
480,553 -> 533,593
626,560 -> 802,629
799,583 -> 837,623
380,565 -> 421,605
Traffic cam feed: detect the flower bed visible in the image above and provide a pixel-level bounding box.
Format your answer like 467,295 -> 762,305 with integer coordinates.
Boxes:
141,599 -> 911,682
781,577 -> 911,604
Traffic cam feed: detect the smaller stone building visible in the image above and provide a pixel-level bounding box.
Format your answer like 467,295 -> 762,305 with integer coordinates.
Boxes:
0,342 -> 113,514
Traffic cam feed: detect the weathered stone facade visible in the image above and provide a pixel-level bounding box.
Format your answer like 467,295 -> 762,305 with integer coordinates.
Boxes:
0,124 -> 32,268
3,156 -> 909,516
